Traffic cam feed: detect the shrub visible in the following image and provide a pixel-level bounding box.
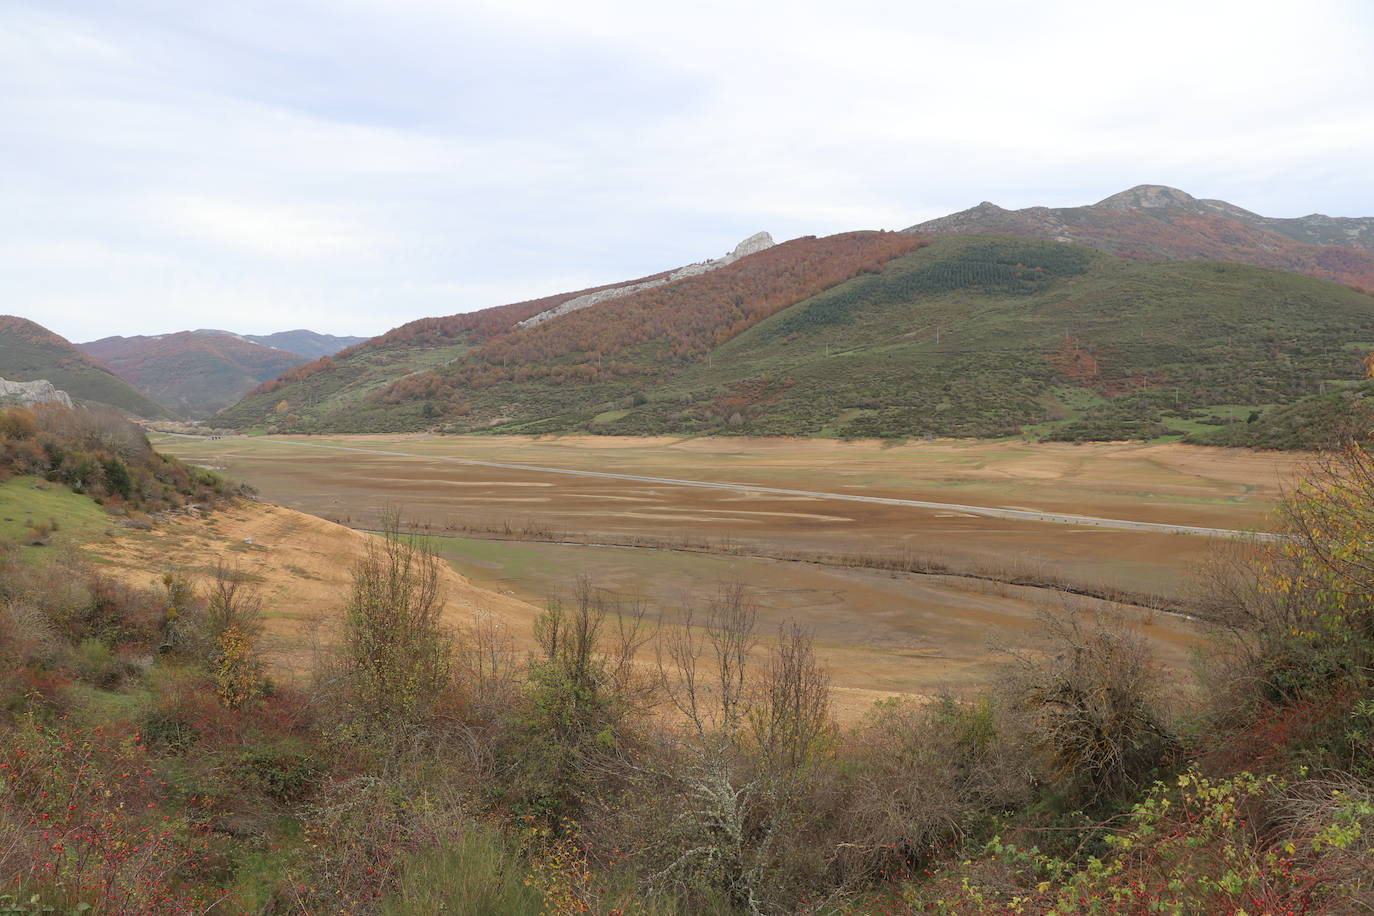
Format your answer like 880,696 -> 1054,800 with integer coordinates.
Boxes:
1001,608 -> 1176,803
0,716 -> 222,914
294,772 -> 469,912
332,516 -> 452,736
0,600 -> 58,668
887,768 -> 1356,915
1200,442 -> 1374,770
232,741 -> 322,803
99,457 -> 132,501
380,829 -> 543,916
67,638 -> 124,688
831,696 -> 1033,883
1260,442 -> 1374,686
213,624 -> 266,710
511,579 -> 654,826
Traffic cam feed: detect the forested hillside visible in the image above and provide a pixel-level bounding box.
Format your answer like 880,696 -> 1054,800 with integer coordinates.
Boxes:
217,231 -> 924,432
214,267 -> 682,429
0,316 -> 173,419
217,236 -> 1374,444
81,331 -> 312,417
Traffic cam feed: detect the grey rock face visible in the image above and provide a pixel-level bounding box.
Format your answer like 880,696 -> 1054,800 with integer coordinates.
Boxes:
517,232 -> 776,329
0,376 -> 73,408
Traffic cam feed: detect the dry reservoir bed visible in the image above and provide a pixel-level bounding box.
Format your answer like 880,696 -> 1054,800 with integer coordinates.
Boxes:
148,433 -> 1306,706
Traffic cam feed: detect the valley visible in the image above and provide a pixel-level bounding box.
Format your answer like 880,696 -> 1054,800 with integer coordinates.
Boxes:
151,432 -> 1304,709
10,0 -> 1374,905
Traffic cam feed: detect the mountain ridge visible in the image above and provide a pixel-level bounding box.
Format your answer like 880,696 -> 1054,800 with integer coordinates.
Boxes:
80,331 -> 315,419
241,329 -> 370,359
907,185 -> 1374,289
214,234 -> 1374,446
0,316 -> 172,418
215,230 -> 924,431
78,329 -> 370,418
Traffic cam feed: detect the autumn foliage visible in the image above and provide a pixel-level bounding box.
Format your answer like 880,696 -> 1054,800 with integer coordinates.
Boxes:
377,231 -> 924,404
244,272 -> 673,399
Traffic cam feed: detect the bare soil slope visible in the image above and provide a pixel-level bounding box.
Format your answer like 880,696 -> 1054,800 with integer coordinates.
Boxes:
85,502 -> 543,675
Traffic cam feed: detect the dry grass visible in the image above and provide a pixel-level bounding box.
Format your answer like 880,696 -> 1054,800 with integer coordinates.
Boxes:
82,502 -> 545,679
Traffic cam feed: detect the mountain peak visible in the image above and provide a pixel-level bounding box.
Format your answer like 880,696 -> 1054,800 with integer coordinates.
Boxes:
1095,185 -> 1198,210
905,186 -> 1374,287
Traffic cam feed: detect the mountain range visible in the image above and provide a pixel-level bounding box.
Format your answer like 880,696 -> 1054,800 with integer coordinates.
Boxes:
212,186 -> 1374,447
238,330 -> 369,360
78,329 -> 368,418
907,185 -> 1374,290
9,186 -> 1374,446
0,315 -> 172,418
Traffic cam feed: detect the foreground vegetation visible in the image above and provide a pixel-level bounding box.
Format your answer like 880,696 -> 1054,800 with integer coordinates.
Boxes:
3,403 -> 1374,913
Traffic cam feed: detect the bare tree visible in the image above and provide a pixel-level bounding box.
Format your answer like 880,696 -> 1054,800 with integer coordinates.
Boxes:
651,586 -> 842,914
662,581 -> 758,738
533,576 -> 656,710
750,620 -> 831,774
453,607 -> 518,705
204,559 -> 264,640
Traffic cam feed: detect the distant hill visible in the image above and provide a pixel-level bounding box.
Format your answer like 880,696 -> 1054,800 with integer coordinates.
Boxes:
0,316 -> 173,418
214,233 -> 1374,444
211,267 -> 682,430
240,329 -> 369,359
907,185 -> 1374,291
80,331 -> 314,418
215,230 -> 905,431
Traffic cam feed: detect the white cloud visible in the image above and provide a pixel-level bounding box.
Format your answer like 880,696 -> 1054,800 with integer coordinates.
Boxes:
155,194 -> 378,260
2,0 -> 1371,341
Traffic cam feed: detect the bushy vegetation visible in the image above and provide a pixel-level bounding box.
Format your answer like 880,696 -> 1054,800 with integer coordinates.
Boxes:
6,436 -> 1374,911
1190,380 -> 1374,450
0,403 -> 242,518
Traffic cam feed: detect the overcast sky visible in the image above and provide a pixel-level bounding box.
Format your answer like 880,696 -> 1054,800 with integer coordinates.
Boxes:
5,0 -> 1373,342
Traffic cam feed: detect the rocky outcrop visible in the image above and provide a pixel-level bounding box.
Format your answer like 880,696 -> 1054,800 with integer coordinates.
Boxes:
0,376 -> 73,408
517,231 -> 775,329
